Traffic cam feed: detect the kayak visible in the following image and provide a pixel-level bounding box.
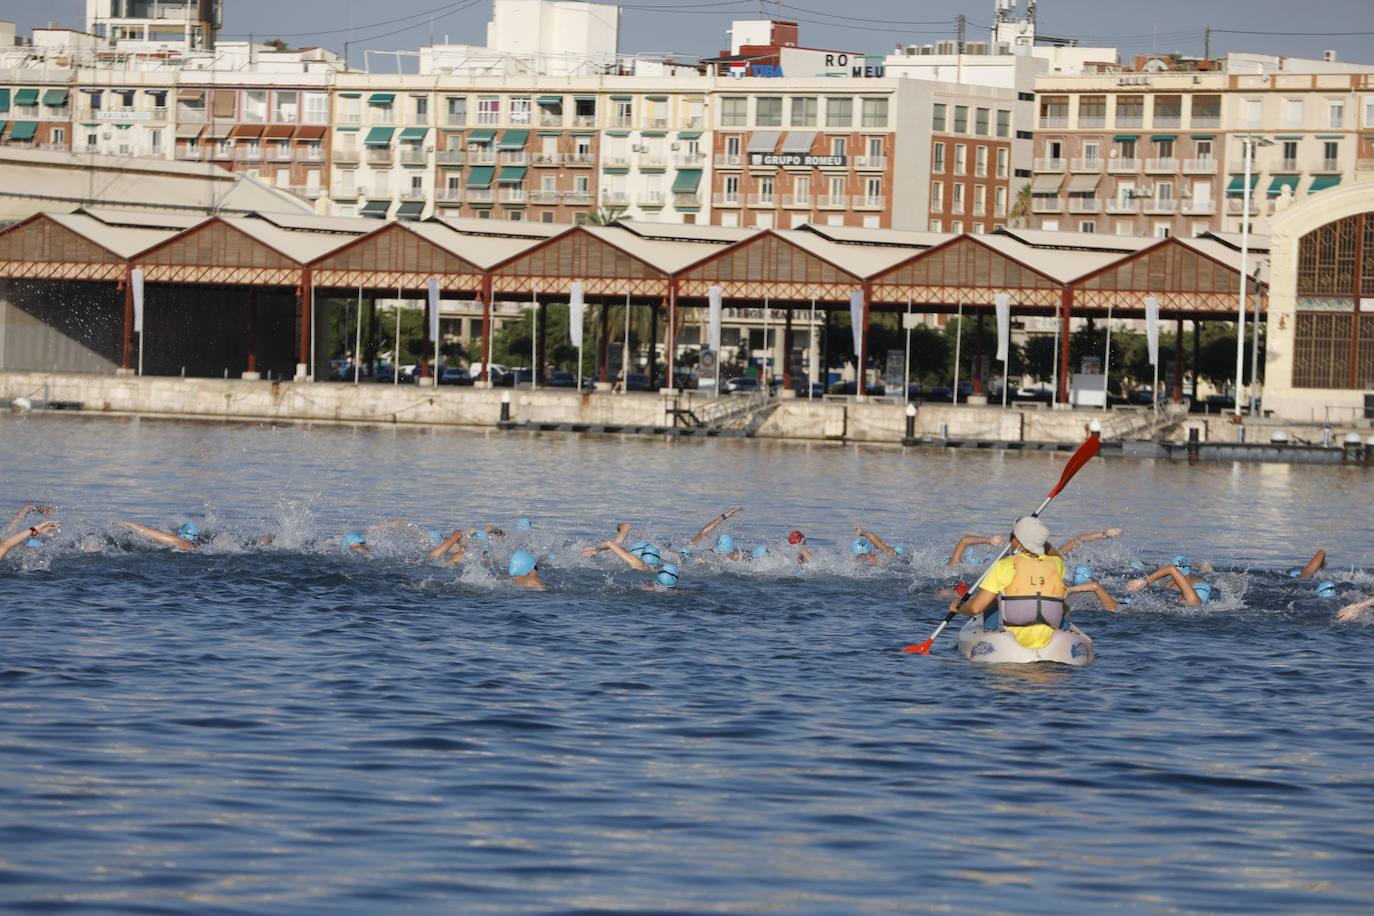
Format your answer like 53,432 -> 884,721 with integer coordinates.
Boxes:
957,615 -> 1094,666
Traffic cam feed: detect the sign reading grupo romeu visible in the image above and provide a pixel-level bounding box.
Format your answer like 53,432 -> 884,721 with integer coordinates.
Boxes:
749,153 -> 849,167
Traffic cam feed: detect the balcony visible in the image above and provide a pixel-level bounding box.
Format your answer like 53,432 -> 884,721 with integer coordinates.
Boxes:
1143,198 -> 1178,214
684,116 -> 705,129
852,195 -> 885,210
1115,116 -> 1144,129
499,150 -> 529,165
288,185 -> 323,200
1108,158 -> 1141,173
714,154 -> 743,168
1068,197 -> 1100,214
538,112 -> 563,128
529,190 -> 561,204
1145,158 -> 1179,174
1070,157 -> 1103,172
235,147 -> 262,162
467,188 -> 495,204
672,152 -> 705,166
1182,200 -> 1216,215
332,185 -> 359,199
498,189 -> 527,204
673,192 -> 702,208
565,153 -> 594,167
638,191 -> 666,207
572,115 -> 596,128
1031,196 -> 1063,214
602,155 -> 631,169
782,195 -> 812,208
1313,158 -> 1341,173
442,114 -> 466,127
855,155 -> 887,170
149,107 -> 168,122
437,149 -> 465,165
364,189 -> 393,201
609,117 -> 633,129
467,149 -> 497,165
334,148 -> 361,164
1227,198 -> 1260,215
1034,157 -> 1065,172
434,187 -> 463,203
1153,116 -> 1182,129
747,194 -> 776,207
399,148 -> 428,165
712,193 -> 741,207
639,154 -> 667,169
815,195 -> 847,209
564,190 -> 593,205
1078,116 -> 1107,129
266,145 -> 292,162
372,112 -> 397,126
1106,199 -> 1141,214
601,191 -> 631,207
648,118 -> 669,130
38,142 -> 70,153
1182,158 -> 1217,173
1191,116 -> 1221,130
1039,116 -> 1069,129
338,112 -> 362,125
366,148 -> 394,165
298,147 -> 326,162
13,106 -> 38,119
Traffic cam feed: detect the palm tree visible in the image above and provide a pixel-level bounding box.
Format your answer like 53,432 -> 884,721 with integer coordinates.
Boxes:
584,205 -> 628,226
1009,182 -> 1032,228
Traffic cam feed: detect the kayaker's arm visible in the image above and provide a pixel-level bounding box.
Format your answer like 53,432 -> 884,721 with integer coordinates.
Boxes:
688,508 -> 743,546
947,534 -> 1005,566
1057,528 -> 1123,555
120,521 -> 196,552
950,587 -> 998,616
1067,581 -> 1119,612
1297,549 -> 1326,580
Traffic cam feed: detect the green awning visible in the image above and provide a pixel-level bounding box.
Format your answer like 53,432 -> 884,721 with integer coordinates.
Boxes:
537,131 -> 562,136
13,89 -> 38,106
647,95 -> 668,101
1266,175 -> 1299,197
335,126 -> 360,132
573,95 -> 596,101
9,121 -> 37,141
570,131 -> 596,137
467,129 -> 495,144
43,89 -> 68,106
1225,174 -> 1260,197
536,96 -> 563,106
1274,135 -> 1303,140
1112,134 -> 1137,142
467,166 -> 495,188
671,169 -> 702,193
339,92 -> 362,98
606,130 -> 629,137
1315,135 -> 1344,140
360,200 -> 391,218
368,93 -> 395,105
498,130 -> 528,149
396,201 -> 425,220
1308,175 -> 1342,192
497,166 -> 527,183
0,122 -> 7,137
641,130 -> 666,137
678,131 -> 702,140
609,95 -> 632,101
0,89 -> 9,112
364,127 -> 395,146
1149,134 -> 1175,142
1190,134 -> 1215,140
398,127 -> 429,141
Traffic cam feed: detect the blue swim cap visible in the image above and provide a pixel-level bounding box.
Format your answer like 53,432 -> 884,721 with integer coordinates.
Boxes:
517,517 -> 533,530
508,550 -> 537,577
1287,568 -> 1302,578
893,545 -> 906,555
426,529 -> 443,546
1118,595 -> 1134,606
1072,565 -> 1094,585
714,534 -> 735,554
1316,581 -> 1337,598
340,531 -> 366,551
1193,583 -> 1213,603
1173,555 -> 1191,575
24,537 -> 43,548
852,537 -> 872,556
751,545 -> 769,560
178,522 -> 199,542
679,545 -> 693,558
655,563 -> 680,589
639,544 -> 662,568
472,529 -> 488,541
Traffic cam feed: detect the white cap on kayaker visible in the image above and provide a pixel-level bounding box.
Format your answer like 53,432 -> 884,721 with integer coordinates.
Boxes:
1012,516 -> 1050,555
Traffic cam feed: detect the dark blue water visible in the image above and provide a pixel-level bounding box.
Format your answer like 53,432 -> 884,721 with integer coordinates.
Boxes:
3,415 -> 1373,914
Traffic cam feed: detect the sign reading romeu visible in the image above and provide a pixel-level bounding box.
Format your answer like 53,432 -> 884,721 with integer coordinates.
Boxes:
749,153 -> 849,167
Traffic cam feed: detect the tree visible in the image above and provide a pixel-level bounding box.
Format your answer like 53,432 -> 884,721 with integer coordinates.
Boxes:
265,38 -> 289,51
584,205 -> 627,226
1008,182 -> 1032,228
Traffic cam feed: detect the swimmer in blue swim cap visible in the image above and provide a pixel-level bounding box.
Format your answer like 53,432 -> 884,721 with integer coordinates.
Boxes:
1316,581 -> 1338,599
3,503 -> 56,537
119,519 -> 204,552
427,529 -> 469,564
751,544 -> 769,561
687,506 -> 744,547
594,538 -> 664,571
714,533 -> 741,560
1127,562 -> 1213,606
1337,595 -> 1374,622
580,521 -> 634,558
1072,565 -> 1094,586
340,531 -> 369,554
1286,549 -> 1326,581
852,527 -> 898,565
507,550 -> 546,589
631,542 -> 663,568
0,519 -> 60,562
516,517 -> 533,530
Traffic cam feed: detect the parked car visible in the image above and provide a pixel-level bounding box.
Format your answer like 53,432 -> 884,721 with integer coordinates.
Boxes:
548,370 -> 577,388
1015,386 -> 1054,403
439,366 -> 472,385
794,382 -> 826,398
329,361 -> 356,381
622,373 -> 653,391
929,381 -> 974,401
724,376 -> 759,394
373,364 -> 397,383
828,381 -> 886,396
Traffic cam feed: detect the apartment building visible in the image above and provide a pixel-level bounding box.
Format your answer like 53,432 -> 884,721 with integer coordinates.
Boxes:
1029,53 -> 1374,238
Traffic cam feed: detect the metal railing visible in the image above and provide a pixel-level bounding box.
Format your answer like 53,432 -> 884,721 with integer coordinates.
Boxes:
1106,199 -> 1141,214
1039,116 -> 1069,129
746,193 -> 776,207
714,154 -> 743,167
399,148 -> 428,164
638,191 -> 666,206
1143,198 -> 1178,213
855,155 -> 887,169
1034,157 -> 1065,172
1108,158 -> 1141,173
437,149 -> 465,164
1181,158 -> 1216,173
434,187 -> 463,202
334,148 -> 361,164
852,195 -> 885,209
1145,157 -> 1179,173
1070,157 -> 1103,171
673,192 -> 701,208
1068,197 -> 1100,213
528,190 -> 560,204
712,193 -> 741,206
366,148 -> 394,165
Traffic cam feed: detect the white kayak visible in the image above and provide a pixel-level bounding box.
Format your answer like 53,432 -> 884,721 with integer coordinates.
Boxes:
957,615 -> 1094,666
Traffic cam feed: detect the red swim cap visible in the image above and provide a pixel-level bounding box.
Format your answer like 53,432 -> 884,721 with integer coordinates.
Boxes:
787,530 -> 805,545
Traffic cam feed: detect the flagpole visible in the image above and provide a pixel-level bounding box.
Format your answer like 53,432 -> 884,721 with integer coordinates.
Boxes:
353,283 -> 362,384
531,291 -> 539,391
952,302 -> 963,406
903,298 -> 912,405
394,285 -> 400,387
1102,302 -> 1112,413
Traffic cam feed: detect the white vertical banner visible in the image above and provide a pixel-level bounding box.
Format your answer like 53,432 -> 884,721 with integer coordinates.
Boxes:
427,277 -> 440,341
131,268 -> 145,333
994,292 -> 1011,364
848,289 -> 864,357
1144,294 -> 1160,367
568,282 -> 585,348
707,285 -> 722,351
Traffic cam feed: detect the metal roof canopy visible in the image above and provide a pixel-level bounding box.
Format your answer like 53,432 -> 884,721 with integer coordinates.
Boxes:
489,226 -> 671,297
675,229 -> 865,301
131,216 -> 341,286
309,220 -> 488,290
869,234 -> 1064,308
0,211 -> 168,282
1072,235 -> 1268,315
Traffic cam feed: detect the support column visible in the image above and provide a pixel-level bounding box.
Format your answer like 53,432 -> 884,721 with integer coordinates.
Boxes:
1192,320 -> 1201,400
597,300 -> 610,384
857,284 -> 871,396
245,288 -> 258,377
366,296 -> 378,375
120,267 -> 134,371
297,270 -> 311,372
1058,288 -> 1073,405
822,309 -> 832,393
479,273 -> 493,384
782,305 -> 793,390
664,287 -> 677,389
648,299 -> 659,389
973,310 -> 985,395
537,297 -> 548,384
419,286 -> 431,381
1172,314 -> 1185,403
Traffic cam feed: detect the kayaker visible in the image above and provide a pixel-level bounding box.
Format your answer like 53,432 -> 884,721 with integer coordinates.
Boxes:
1125,563 -> 1214,605
0,520 -> 59,562
946,527 -> 1122,566
508,550 -> 547,590
947,516 -> 1070,650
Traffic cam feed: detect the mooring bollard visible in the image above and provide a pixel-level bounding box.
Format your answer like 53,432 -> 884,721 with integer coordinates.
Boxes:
1342,432 -> 1361,464
1187,426 -> 1200,463
904,402 -> 916,441
1365,434 -> 1374,467
1323,426 -> 1333,447
500,391 -> 511,424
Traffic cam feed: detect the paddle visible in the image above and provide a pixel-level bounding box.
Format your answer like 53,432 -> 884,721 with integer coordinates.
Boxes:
902,433 -> 1101,655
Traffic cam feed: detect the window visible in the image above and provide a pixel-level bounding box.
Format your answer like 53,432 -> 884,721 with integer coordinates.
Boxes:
790,96 -> 817,127
974,185 -> 986,216
975,108 -> 989,136
1282,140 -> 1299,168
933,103 -> 947,131
726,135 -> 741,159
996,109 -> 1011,138
863,177 -> 881,204
954,144 -> 967,175
826,97 -> 853,128
575,138 -> 591,157
724,174 -> 740,202
542,212 -> 555,223
1366,96 -> 1374,127
758,175 -> 775,202
575,97 -> 596,122
1153,95 -> 1182,127
1243,99 -> 1262,128
931,182 -> 944,211
242,89 -> 266,123
478,96 -> 500,124
1079,221 -> 1095,233
613,99 -> 632,126
1156,138 -> 1174,160
756,96 -> 782,127
1329,100 -> 1345,129
509,97 -> 530,124
1323,140 -> 1339,168
954,105 -> 969,133
831,136 -> 847,157
933,142 -> 945,173
446,96 -> 466,125
952,221 -> 964,234
721,97 -> 747,127
1155,181 -> 1174,203
972,224 -> 985,234
1192,95 -> 1221,127
930,218 -> 943,233
1039,96 -> 1068,127
996,148 -> 1008,178
1118,138 -> 1136,160
304,92 -> 329,124
866,136 -> 883,159
1284,98 -> 1304,129
975,146 -> 988,177
574,174 -> 589,193
995,186 -> 1007,217
509,211 -> 523,221
793,175 -> 810,202
1195,139 -> 1213,161
829,175 -> 846,200
861,97 -> 888,128
1079,96 -> 1106,127
411,175 -> 424,195
1116,95 -> 1144,126
952,183 -> 964,214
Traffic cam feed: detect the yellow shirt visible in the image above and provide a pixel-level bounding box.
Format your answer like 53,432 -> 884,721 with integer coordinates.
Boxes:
979,554 -> 1066,650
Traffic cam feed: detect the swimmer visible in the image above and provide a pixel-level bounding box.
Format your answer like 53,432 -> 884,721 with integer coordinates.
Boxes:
1336,596 -> 1374,623
1126,563 -> 1213,606
644,563 -> 680,592
4,503 -> 56,535
947,528 -> 1121,566
688,507 -> 744,546
120,520 -> 204,552
1056,528 -> 1124,555
712,533 -> 741,561
1064,575 -> 1120,612
596,539 -> 662,570
580,522 -> 633,558
786,530 -> 814,564
947,534 -> 1006,566
0,520 -> 59,561
1285,549 -> 1326,580
852,527 -> 898,565
427,530 -> 468,564
508,550 -> 547,590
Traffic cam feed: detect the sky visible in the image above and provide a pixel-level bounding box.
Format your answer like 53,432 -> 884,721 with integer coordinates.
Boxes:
6,0 -> 1374,68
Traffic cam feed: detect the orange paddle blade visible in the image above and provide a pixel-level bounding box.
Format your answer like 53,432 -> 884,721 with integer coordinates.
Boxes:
902,639 -> 934,654
1047,434 -> 1101,500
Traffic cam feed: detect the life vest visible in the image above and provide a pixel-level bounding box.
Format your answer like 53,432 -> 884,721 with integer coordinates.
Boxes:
991,553 -> 1068,630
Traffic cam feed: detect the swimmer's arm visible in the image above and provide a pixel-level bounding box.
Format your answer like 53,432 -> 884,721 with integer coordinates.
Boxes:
428,530 -> 464,561
1336,597 -> 1374,622
1297,549 -> 1327,580
950,587 -> 997,616
1057,528 -> 1122,555
1066,582 -> 1119,612
797,545 -> 813,564
858,529 -> 897,558
1128,565 -> 1198,604
0,521 -> 57,560
948,534 -> 1004,566
688,507 -> 743,545
119,521 -> 196,552
601,541 -> 648,570
612,521 -> 631,545
3,503 -> 55,535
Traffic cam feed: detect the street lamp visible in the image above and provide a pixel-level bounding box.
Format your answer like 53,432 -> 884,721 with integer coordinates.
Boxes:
1234,135 -> 1272,418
